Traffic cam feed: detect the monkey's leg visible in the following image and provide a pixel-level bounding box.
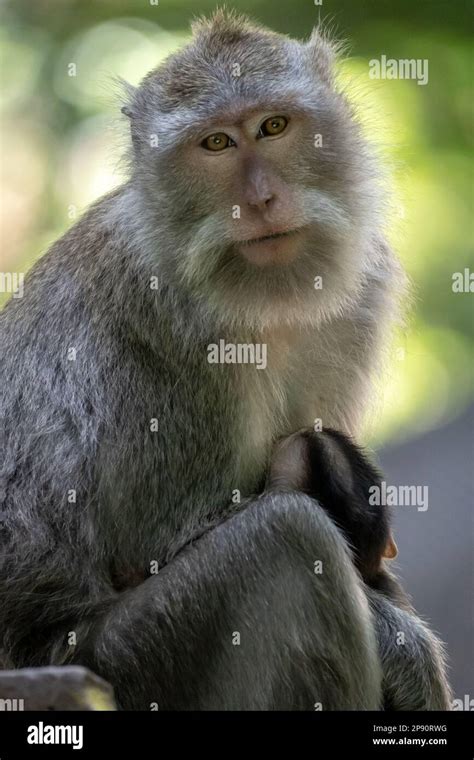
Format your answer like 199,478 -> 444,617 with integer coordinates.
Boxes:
367,590 -> 452,710
62,493 -> 381,710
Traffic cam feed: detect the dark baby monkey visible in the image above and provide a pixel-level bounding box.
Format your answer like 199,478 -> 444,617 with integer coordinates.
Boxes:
267,428 -> 400,587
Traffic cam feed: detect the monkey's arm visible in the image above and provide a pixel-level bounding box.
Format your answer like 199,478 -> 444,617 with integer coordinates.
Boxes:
1,493 -> 382,710
69,492 -> 383,710
367,589 -> 452,711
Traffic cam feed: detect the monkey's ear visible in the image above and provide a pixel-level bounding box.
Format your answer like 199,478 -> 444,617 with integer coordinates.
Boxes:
115,76 -> 138,120
266,432 -> 311,492
306,27 -> 342,83
383,533 -> 399,560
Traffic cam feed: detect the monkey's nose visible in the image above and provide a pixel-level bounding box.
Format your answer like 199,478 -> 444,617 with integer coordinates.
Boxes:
247,192 -> 275,212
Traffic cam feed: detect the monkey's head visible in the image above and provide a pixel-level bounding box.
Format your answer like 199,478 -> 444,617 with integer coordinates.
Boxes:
123,10 -> 382,329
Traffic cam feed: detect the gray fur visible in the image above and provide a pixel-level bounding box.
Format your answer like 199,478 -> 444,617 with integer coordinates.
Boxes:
67,493 -> 383,710
368,590 -> 452,710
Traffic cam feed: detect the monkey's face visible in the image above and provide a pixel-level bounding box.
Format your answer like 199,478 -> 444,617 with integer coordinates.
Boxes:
127,16 -> 381,329
184,108 -> 325,270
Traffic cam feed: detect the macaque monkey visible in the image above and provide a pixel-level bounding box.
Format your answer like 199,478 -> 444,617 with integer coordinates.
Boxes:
0,11 -> 434,710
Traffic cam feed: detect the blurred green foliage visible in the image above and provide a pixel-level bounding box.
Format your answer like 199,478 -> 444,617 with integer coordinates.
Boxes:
1,0 -> 472,445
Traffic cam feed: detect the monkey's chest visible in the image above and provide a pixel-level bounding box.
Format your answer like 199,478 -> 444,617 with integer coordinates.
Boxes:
234,343 -> 313,490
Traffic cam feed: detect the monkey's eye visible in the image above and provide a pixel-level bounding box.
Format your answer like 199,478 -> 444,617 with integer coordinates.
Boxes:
202,133 -> 235,151
258,115 -> 288,138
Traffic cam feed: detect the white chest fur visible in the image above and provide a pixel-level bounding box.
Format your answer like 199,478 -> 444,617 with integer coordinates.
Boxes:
233,325 -> 307,488
233,314 -> 373,489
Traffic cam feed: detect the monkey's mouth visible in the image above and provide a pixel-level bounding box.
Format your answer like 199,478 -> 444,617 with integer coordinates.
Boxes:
238,229 -> 301,246
236,228 -> 305,267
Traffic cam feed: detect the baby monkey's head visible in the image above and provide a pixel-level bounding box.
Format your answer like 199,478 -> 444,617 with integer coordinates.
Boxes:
124,10 -> 382,329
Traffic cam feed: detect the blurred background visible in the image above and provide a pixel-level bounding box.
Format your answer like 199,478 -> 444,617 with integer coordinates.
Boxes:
1,0 -> 472,701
